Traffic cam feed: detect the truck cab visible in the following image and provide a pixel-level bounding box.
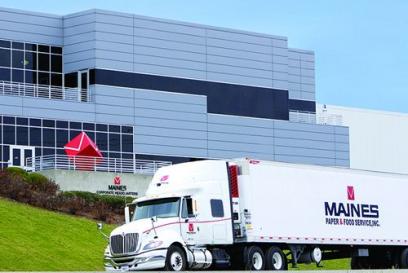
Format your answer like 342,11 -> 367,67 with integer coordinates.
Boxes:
103,160 -> 234,271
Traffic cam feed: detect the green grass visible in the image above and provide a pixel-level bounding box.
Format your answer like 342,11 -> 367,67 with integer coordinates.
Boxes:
293,258 -> 350,270
0,197 -> 115,271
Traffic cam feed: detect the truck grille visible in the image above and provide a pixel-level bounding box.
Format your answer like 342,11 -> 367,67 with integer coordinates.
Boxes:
110,233 -> 139,254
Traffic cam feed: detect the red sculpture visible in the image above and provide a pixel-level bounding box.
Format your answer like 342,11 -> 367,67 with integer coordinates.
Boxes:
64,132 -> 103,170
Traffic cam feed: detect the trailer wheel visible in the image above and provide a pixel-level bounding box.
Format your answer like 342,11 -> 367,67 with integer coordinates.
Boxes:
266,246 -> 287,270
400,248 -> 408,268
164,245 -> 187,271
245,246 -> 265,270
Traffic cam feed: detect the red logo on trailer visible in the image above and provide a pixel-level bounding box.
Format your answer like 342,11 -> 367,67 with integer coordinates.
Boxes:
114,176 -> 121,185
249,160 -> 260,164
160,175 -> 169,183
188,223 -> 194,232
347,186 -> 355,201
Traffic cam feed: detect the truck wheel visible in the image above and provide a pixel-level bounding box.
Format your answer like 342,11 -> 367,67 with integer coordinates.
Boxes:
245,246 -> 265,270
165,245 -> 187,271
266,246 -> 287,270
400,248 -> 408,268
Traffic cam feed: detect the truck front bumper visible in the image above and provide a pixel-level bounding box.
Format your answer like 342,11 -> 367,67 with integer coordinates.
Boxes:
105,249 -> 166,271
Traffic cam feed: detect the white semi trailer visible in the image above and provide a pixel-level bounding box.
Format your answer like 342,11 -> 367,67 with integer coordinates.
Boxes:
101,158 -> 408,271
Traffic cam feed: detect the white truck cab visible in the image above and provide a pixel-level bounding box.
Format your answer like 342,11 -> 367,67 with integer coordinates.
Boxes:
104,160 -> 234,271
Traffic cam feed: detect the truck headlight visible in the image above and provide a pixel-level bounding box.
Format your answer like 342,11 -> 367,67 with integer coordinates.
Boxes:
143,240 -> 163,250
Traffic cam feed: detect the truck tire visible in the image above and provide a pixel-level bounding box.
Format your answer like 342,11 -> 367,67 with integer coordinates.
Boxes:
244,246 -> 265,270
164,245 -> 187,271
265,246 -> 287,270
400,248 -> 408,268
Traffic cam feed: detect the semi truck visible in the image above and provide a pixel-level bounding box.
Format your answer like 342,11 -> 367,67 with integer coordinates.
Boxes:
101,158 -> 408,271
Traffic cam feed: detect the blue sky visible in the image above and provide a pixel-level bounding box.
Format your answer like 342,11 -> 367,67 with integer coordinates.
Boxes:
1,0 -> 407,113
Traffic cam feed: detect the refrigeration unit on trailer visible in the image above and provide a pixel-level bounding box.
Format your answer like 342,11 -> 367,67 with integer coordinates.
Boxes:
99,158 -> 408,271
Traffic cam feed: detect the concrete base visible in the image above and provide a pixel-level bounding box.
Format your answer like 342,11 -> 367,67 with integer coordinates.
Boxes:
39,169 -> 153,197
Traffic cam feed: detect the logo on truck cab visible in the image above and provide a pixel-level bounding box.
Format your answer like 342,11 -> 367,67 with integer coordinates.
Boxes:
347,186 -> 355,200
324,186 -> 380,228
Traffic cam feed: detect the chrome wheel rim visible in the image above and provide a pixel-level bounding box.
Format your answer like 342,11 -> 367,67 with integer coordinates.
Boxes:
252,252 -> 263,270
170,251 -> 183,271
272,252 -> 283,269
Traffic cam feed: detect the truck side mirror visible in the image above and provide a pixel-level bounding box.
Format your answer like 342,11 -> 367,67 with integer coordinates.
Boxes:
124,206 -> 130,224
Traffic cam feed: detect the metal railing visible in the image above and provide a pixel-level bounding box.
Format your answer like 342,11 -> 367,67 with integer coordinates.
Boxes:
0,81 -> 91,102
289,110 -> 317,124
317,113 -> 343,126
26,155 -> 172,175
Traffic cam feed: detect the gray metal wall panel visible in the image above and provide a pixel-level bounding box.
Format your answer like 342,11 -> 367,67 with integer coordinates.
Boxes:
134,27 -> 205,45
64,59 -> 95,73
64,23 -> 95,37
208,123 -> 274,137
133,45 -> 206,62
208,140 -> 274,154
134,117 -> 205,131
134,36 -> 206,54
335,135 -> 349,143
22,107 -> 95,122
275,155 -> 336,166
206,38 -> 272,54
95,113 -> 133,125
95,49 -> 133,63
133,17 -> 205,36
134,108 -> 207,122
63,12 -> 96,27
133,63 -> 207,79
208,132 -> 274,145
135,143 -> 207,158
135,135 -> 206,149
207,63 -> 272,79
274,138 -> 335,150
0,105 -> 23,116
94,85 -> 134,98
206,47 -> 268,62
208,150 -> 272,160
335,151 -> 350,160
0,8 -> 62,45
206,29 -> 274,45
95,59 -> 133,71
335,159 -> 349,167
135,126 -> 207,140
95,11 -> 133,26
274,129 -> 335,142
275,146 -> 336,159
95,104 -> 134,116
94,95 -> 134,107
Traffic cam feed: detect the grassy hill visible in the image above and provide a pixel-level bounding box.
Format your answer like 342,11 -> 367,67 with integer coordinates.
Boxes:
0,196 -> 349,271
0,197 -> 115,271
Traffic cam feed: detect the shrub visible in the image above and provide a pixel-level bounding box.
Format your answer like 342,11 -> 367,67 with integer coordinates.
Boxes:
28,173 -> 59,195
0,170 -> 134,224
5,167 -> 29,181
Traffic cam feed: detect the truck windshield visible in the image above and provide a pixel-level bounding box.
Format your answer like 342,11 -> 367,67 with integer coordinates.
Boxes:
133,197 -> 180,220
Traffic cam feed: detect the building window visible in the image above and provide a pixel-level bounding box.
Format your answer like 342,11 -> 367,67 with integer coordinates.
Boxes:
210,199 -> 224,218
0,115 -> 134,162
0,39 -> 62,87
